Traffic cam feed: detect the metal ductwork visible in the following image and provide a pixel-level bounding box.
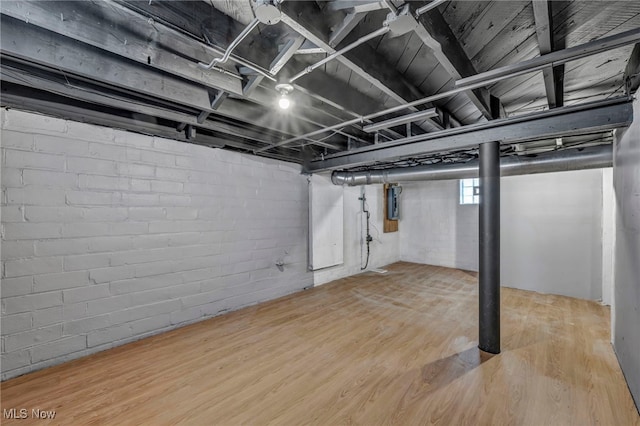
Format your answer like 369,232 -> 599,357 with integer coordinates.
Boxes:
331,144 -> 612,186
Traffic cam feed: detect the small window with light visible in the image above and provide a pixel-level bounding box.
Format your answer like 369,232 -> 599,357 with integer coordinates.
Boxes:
460,178 -> 480,205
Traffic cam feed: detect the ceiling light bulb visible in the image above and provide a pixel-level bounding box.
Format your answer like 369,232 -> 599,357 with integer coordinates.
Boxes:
278,95 -> 290,110
275,83 -> 294,110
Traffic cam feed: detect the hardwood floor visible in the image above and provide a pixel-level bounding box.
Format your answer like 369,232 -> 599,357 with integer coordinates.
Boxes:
2,262 -> 638,425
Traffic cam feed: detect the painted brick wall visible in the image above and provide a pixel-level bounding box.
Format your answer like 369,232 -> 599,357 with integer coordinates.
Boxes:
0,109 -> 312,380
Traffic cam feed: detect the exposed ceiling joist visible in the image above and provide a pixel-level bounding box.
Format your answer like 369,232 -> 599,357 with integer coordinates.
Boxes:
124,0 -> 275,71
196,91 -> 229,124
0,0 -> 636,169
1,1 -> 369,135
0,24 -> 350,155
243,35 -> 305,96
329,11 -> 367,47
532,0 -> 564,108
0,1 -> 245,94
456,27 -> 640,89
1,83 -> 306,163
409,3 -> 502,120
0,67 -> 274,148
2,0 -> 452,151
292,66 -> 381,116
278,1 -> 443,132
0,10 -> 361,151
270,36 -> 307,75
283,58 -> 405,141
0,17 -> 210,111
305,99 -> 633,172
625,43 -> 640,94
295,41 -> 326,55
363,109 -> 439,133
111,0 -> 399,144
4,61 -> 346,155
326,1 -> 387,13
256,20 -> 640,156
255,81 -> 497,154
241,75 -> 264,97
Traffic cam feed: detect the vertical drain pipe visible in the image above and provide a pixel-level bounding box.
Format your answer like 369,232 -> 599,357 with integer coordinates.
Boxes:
479,141 -> 500,354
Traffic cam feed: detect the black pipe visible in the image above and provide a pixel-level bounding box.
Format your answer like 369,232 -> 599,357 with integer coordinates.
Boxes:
479,141 -> 500,354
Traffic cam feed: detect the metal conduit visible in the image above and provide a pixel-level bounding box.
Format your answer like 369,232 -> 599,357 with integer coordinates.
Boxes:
415,0 -> 448,16
255,27 -> 640,154
199,18 -> 261,70
289,26 -> 390,83
456,27 -> 640,89
330,144 -> 612,185
254,84 -> 473,153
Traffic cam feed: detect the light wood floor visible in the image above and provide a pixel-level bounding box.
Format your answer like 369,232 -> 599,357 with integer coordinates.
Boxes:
2,262 -> 638,425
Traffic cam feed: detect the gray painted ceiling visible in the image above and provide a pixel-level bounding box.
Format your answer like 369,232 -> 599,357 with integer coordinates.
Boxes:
1,0 -> 639,170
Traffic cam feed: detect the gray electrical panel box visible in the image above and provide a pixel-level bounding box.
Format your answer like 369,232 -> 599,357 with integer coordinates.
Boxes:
387,185 -> 402,220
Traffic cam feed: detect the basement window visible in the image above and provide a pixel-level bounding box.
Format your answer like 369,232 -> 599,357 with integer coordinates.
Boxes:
460,178 -> 480,205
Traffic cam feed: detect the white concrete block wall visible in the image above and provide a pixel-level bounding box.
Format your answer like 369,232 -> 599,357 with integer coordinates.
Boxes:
500,170 -> 603,300
399,170 -> 605,300
399,180 -> 478,271
314,183 -> 400,285
0,109 -> 312,380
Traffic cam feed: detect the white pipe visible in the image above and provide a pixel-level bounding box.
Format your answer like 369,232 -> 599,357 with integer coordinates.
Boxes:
255,27 -> 640,154
289,26 -> 390,83
363,108 -> 438,133
199,18 -> 260,70
415,0 -> 448,16
254,84 -> 477,153
456,27 -> 640,89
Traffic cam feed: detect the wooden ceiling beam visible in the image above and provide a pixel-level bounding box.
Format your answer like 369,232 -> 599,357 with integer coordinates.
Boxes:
624,43 -> 640,94
408,3 -> 503,119
532,0 -> 564,108
1,3 -> 365,144
307,99 -> 633,172
279,1 -> 444,132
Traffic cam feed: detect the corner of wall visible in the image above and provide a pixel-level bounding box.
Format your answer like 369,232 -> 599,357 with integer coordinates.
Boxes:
312,184 -> 401,286
612,95 -> 640,412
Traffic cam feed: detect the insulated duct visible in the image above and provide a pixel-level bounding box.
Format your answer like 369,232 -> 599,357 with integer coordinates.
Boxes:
331,144 -> 612,186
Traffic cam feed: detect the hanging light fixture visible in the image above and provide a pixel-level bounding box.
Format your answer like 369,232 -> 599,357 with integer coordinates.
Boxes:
278,95 -> 291,110
275,83 -> 293,110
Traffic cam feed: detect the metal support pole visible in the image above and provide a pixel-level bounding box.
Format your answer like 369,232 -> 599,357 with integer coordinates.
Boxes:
479,141 -> 500,354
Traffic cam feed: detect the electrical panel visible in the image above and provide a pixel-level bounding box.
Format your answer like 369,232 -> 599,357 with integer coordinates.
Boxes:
387,185 -> 402,220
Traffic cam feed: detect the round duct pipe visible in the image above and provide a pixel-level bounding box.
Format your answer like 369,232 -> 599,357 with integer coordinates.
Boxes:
331,145 -> 612,186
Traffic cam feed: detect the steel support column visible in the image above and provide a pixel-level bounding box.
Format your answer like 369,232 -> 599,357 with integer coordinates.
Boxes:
479,141 -> 500,354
